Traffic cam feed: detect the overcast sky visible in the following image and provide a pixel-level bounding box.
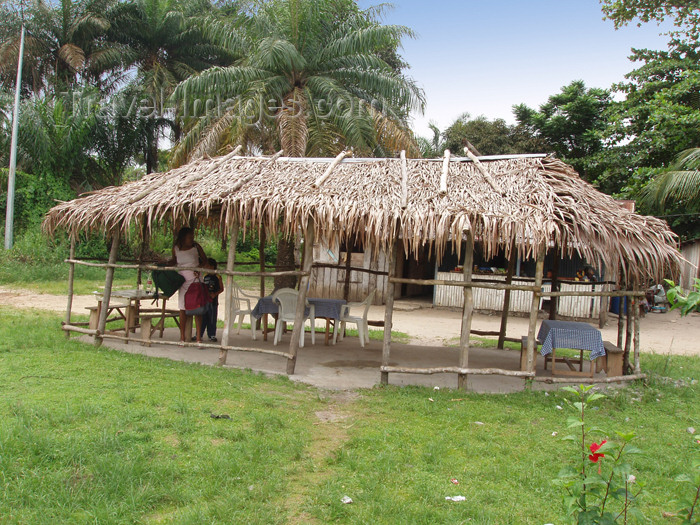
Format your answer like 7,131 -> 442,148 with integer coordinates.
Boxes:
358,0 -> 673,138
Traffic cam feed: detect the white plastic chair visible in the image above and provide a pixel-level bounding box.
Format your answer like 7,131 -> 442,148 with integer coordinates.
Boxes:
333,290 -> 375,348
272,288 -> 316,347
231,282 -> 257,340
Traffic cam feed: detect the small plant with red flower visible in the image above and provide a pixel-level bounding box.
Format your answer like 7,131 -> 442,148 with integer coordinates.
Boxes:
554,385 -> 644,524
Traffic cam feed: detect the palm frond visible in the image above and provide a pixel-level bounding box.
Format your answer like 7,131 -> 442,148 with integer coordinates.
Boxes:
277,87 -> 308,157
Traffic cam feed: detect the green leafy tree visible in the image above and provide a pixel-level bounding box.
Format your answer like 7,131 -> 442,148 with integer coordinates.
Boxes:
417,114 -> 546,159
442,113 -> 547,156
597,38 -> 700,198
514,81 -> 611,182
600,0 -> 700,35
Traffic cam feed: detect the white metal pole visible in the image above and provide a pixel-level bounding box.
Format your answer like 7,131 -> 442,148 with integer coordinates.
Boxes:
4,25 -> 25,250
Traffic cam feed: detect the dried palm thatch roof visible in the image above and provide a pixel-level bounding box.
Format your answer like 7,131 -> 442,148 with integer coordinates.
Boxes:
44,151 -> 680,282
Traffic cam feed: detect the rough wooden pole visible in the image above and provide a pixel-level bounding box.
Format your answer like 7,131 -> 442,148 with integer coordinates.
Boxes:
617,302 -> 625,348
381,239 -> 400,385
136,218 -> 147,290
343,243 -> 353,301
219,221 -> 239,366
96,230 -> 120,346
624,285 -> 634,374
633,292 -> 641,374
599,267 -> 610,328
548,248 -> 560,320
525,245 -> 546,374
458,232 -> 475,390
259,225 -> 266,298
256,225 -> 266,331
616,268 -> 625,348
64,237 -> 76,338
497,243 -> 517,349
287,218 -> 315,375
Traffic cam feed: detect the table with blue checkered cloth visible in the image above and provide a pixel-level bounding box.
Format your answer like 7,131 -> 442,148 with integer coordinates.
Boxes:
252,296 -> 347,320
537,320 -> 606,360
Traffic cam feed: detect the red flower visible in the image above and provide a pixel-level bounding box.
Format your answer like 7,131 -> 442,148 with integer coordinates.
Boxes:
589,440 -> 607,463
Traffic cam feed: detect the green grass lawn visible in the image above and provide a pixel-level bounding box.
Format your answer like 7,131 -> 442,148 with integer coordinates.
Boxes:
1,307 -> 698,524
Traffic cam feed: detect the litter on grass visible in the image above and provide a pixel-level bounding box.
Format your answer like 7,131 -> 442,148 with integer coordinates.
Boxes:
445,496 -> 466,502
341,496 -> 353,504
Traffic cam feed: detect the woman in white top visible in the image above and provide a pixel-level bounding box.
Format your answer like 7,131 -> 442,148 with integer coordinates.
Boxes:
169,227 -> 208,342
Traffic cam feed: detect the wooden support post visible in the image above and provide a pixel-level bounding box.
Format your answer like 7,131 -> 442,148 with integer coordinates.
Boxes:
96,230 -> 120,346
256,225 -> 266,331
287,218 -> 315,375
458,232 -> 475,390
525,246 -> 546,375
624,285 -> 634,374
633,292 -> 641,374
617,269 -> 625,348
381,239 -> 400,385
548,248 -> 560,320
599,267 -> 610,328
136,218 -> 147,290
617,303 -> 625,349
65,237 -> 76,338
220,221 -> 240,366
343,243 -> 353,302
497,243 -> 516,349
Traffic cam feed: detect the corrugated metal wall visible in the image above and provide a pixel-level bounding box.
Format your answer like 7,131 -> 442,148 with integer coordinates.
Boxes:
680,240 -> 700,291
309,242 -> 388,304
434,272 -> 605,318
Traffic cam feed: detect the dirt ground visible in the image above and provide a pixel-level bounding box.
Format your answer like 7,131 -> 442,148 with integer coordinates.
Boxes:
2,285 -> 698,356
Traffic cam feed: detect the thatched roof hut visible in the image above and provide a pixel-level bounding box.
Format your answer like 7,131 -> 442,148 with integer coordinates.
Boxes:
47,151 -> 680,386
44,151 -> 678,283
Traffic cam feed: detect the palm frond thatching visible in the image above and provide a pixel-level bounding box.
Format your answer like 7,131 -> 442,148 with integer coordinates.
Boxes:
43,153 -> 680,284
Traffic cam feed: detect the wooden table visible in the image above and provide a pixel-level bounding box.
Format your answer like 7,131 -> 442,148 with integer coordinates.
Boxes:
537,320 -> 606,377
90,289 -> 172,340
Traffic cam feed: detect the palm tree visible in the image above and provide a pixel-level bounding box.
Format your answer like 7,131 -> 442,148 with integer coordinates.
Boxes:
171,0 -> 424,164
107,0 -> 237,172
16,93 -> 103,190
172,0 -> 423,286
417,123 -> 445,158
639,148 -> 700,212
0,0 -> 113,94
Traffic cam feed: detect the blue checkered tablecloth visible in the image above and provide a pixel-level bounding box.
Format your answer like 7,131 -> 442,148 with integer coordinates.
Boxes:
538,320 -> 606,360
252,296 -> 346,320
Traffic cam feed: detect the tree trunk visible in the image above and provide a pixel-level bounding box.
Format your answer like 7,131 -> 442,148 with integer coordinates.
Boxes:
275,237 -> 297,290
145,121 -> 159,174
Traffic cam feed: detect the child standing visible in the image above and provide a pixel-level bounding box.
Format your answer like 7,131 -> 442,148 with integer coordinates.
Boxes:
200,258 -> 223,342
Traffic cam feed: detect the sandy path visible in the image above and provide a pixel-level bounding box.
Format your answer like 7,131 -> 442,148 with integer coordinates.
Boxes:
1,285 -> 698,356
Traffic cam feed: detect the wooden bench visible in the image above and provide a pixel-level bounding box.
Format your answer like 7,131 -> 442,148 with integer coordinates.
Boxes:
521,337 -> 615,377
86,303 -> 131,330
598,341 -> 624,377
139,310 -> 181,346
